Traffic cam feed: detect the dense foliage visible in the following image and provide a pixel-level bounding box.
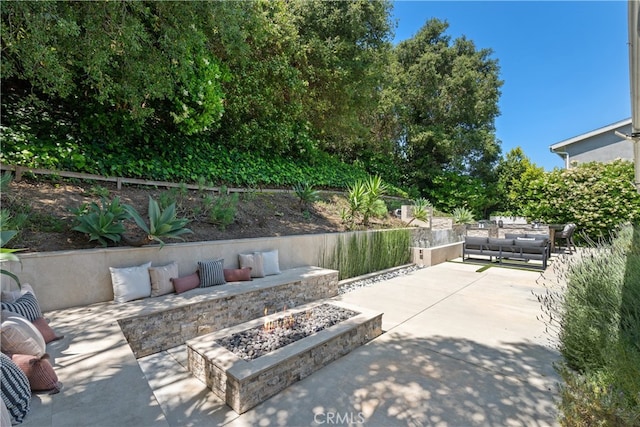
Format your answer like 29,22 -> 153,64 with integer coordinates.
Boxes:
537,224 -> 640,425
1,0 -> 505,213
494,147 -> 545,216
391,19 -> 503,208
521,161 -> 640,240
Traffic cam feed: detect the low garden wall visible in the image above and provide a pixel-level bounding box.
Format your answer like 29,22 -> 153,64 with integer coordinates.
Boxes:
1,227 -> 462,312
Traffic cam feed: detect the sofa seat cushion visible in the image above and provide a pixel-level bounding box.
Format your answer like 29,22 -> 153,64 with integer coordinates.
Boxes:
515,238 -> 547,254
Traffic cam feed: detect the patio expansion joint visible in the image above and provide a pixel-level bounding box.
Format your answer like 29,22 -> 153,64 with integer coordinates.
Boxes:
385,272 -> 489,334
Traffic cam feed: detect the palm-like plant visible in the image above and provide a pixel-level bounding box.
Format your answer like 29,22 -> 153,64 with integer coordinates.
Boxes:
362,175 -> 388,226
293,182 -> 319,212
407,198 -> 432,225
347,180 -> 368,226
124,196 -> 192,247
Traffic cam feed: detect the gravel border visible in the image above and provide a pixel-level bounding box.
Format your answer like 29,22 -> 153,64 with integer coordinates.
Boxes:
338,264 -> 421,295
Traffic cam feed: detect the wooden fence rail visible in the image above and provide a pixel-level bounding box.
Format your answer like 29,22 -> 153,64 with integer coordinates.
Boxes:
0,163 -> 291,194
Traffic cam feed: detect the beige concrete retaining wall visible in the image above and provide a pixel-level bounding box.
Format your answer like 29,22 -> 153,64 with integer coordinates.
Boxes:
2,229 -> 434,312
411,241 -> 463,267
2,227 -> 466,312
1,234 -> 332,312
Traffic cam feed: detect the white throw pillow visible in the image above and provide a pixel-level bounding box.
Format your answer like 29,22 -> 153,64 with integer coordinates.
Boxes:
238,253 -> 265,278
260,249 -> 281,276
148,262 -> 179,297
109,262 -> 152,303
1,310 -> 46,357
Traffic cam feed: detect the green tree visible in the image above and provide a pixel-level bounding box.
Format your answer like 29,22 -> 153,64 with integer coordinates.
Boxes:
290,0 -> 394,158
1,2 -> 229,135
206,0 -> 311,156
393,19 -> 503,193
495,147 -> 545,215
426,171 -> 494,218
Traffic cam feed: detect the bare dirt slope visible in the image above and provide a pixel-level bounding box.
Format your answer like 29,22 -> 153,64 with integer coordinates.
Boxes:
2,178 -> 404,253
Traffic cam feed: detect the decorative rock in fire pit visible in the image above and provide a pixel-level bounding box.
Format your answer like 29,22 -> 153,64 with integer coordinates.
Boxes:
186,300 -> 382,414
217,303 -> 359,361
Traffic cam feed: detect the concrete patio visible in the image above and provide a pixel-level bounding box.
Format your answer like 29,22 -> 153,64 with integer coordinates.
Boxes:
24,260 -> 561,426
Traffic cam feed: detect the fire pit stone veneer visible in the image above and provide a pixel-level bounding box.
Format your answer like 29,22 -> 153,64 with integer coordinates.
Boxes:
186,300 -> 383,414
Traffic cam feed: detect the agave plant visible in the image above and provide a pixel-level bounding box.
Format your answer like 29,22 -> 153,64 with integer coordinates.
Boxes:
407,198 -> 432,225
72,197 -> 130,247
124,196 -> 192,247
452,207 -> 475,225
293,182 -> 319,211
0,230 -> 24,287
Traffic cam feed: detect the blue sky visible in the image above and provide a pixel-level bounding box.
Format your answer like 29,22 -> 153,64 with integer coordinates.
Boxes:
391,1 -> 631,170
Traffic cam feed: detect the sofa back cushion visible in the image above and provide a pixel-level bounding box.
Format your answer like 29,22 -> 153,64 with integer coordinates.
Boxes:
524,234 -> 549,242
504,233 -> 525,240
464,236 -> 487,250
488,238 -> 514,251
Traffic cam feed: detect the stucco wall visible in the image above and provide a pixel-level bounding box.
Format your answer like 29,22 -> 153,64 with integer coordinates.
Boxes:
1,233 -> 335,312
3,229 -> 446,312
565,123 -> 633,165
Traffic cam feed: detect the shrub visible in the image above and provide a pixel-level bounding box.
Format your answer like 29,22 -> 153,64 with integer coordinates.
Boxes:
125,197 -> 193,247
71,197 -> 130,247
207,191 -> 239,231
407,198 -> 432,225
452,207 -> 474,224
523,161 -> 640,240
345,175 -> 389,227
536,223 -> 640,425
293,182 -> 320,212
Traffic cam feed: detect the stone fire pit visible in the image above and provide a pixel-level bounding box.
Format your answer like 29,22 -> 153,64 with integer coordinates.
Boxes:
186,300 -> 383,413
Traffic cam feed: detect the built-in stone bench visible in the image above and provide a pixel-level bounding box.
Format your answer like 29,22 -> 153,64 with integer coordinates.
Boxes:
24,266 -> 338,426
117,266 -> 339,358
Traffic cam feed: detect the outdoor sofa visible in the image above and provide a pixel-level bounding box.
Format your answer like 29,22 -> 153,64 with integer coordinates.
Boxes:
463,234 -> 550,270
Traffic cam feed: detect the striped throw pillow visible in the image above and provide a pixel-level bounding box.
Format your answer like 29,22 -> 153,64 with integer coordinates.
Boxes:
198,259 -> 226,287
1,353 -> 31,423
1,292 -> 41,321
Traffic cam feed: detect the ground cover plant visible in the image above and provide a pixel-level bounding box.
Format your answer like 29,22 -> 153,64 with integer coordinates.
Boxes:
537,223 -> 640,425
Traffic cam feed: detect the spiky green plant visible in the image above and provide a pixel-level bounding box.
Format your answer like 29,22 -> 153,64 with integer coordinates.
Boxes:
452,207 -> 475,224
347,180 -> 368,227
346,175 -> 389,227
125,196 -> 192,247
362,175 -> 388,226
407,198 -> 432,225
72,197 -> 131,247
293,182 -> 320,211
